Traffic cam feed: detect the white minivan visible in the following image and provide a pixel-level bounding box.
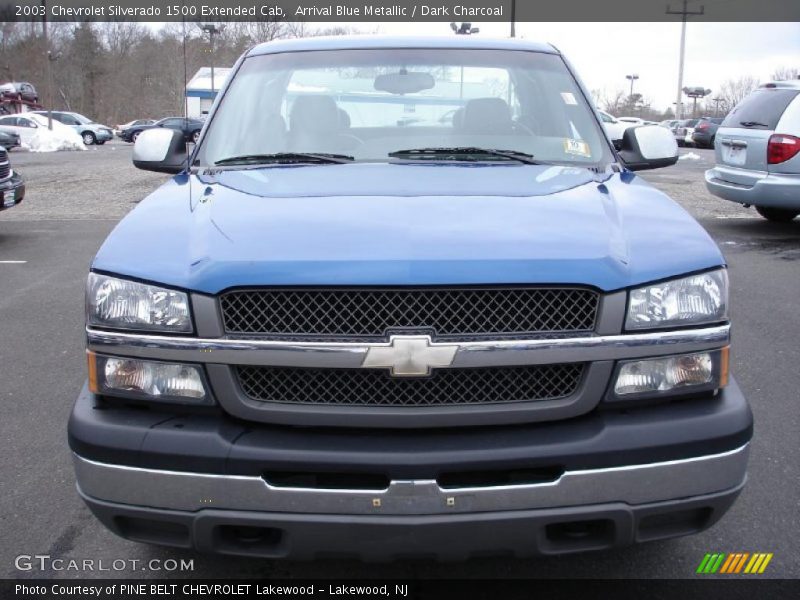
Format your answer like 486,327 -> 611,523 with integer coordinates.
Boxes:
705,81 -> 800,222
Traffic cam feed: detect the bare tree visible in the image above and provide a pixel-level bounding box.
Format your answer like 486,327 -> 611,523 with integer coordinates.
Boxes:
599,88 -> 627,115
772,66 -> 800,81
718,76 -> 759,111
0,21 -> 375,125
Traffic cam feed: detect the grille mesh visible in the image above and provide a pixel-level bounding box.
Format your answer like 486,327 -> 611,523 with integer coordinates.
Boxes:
236,363 -> 585,407
220,288 -> 598,338
0,149 -> 8,179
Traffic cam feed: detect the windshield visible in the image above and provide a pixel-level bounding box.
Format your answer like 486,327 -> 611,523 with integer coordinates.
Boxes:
197,48 -> 612,167
71,113 -> 93,124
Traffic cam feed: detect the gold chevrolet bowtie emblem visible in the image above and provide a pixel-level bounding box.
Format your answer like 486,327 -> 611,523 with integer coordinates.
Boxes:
361,335 -> 458,376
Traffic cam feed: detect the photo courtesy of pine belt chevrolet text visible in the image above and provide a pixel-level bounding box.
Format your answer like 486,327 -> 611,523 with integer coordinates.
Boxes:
68,36 -> 752,560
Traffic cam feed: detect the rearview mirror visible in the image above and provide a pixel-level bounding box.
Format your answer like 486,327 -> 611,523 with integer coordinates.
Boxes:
617,125 -> 678,171
132,128 -> 187,174
374,70 -> 435,95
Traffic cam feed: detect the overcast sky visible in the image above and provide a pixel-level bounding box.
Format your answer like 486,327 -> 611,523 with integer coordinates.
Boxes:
154,20 -> 799,110
368,22 -> 800,110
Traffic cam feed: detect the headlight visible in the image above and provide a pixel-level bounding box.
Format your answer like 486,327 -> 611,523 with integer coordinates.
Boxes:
88,352 -> 211,404
609,348 -> 728,402
86,273 -> 192,333
626,269 -> 728,330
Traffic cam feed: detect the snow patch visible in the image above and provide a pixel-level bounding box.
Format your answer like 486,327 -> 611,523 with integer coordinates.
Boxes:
678,152 -> 701,161
24,126 -> 85,153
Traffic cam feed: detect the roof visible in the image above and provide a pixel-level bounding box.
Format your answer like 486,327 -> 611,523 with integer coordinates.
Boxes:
186,67 -> 233,92
759,80 -> 800,90
248,35 -> 557,57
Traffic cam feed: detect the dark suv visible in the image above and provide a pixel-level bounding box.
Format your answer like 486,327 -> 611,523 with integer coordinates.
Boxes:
120,117 -> 204,143
692,117 -> 724,149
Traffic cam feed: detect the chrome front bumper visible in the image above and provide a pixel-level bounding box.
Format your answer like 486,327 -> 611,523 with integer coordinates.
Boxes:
74,444 -> 748,516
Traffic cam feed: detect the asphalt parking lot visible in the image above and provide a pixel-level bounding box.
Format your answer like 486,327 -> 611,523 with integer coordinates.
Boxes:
1,142 -> 798,579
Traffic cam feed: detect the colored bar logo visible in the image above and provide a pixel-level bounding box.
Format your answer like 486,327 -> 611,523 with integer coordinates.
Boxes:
696,552 -> 773,574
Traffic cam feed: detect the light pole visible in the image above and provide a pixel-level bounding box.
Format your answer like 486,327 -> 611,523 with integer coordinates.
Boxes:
450,23 -> 479,99
625,74 -> 639,98
666,1 -> 705,120
199,24 -> 223,94
712,96 -> 723,117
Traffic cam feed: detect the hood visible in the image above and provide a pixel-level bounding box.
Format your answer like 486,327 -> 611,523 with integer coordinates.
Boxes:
93,163 -> 724,294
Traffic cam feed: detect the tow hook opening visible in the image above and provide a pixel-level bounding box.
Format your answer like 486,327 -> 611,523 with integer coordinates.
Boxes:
215,525 -> 285,556
544,519 -> 616,552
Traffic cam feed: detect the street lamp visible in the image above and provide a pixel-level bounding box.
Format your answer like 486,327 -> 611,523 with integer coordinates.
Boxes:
682,86 -> 712,118
450,22 -> 480,35
625,74 -> 640,97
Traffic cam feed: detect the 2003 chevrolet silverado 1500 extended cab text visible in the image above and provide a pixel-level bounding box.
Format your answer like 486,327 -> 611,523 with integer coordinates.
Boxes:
69,37 -> 752,560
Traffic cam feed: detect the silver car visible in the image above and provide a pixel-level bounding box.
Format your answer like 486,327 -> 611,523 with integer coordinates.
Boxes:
705,81 -> 800,222
32,111 -> 114,145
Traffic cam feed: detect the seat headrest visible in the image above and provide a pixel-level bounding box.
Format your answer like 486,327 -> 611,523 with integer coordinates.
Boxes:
460,98 -> 513,134
289,95 -> 340,133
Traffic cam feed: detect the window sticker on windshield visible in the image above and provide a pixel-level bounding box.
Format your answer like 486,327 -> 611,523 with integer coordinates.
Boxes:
564,138 -> 591,157
560,92 -> 578,105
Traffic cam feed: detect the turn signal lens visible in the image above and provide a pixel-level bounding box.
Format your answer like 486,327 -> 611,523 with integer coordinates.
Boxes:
87,350 -> 99,393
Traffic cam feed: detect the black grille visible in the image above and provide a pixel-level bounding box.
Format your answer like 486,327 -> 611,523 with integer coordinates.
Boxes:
220,288 -> 598,339
236,363 -> 585,407
0,149 -> 8,179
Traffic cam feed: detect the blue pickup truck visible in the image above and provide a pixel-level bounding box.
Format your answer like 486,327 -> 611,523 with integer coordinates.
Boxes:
70,37 -> 751,560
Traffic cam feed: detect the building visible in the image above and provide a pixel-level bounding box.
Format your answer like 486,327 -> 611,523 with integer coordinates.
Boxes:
185,67 -> 231,119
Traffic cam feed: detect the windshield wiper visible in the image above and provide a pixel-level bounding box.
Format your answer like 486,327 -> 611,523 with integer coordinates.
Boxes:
389,147 -> 541,165
215,152 -> 354,166
739,121 -> 769,128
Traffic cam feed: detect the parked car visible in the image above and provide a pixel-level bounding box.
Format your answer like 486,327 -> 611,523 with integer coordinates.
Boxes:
31,111 -> 113,145
0,113 -> 75,145
71,36 -> 749,560
596,109 -> 629,142
119,117 -> 204,143
706,80 -> 800,222
114,119 -> 155,137
659,119 -> 679,130
617,116 -> 645,126
0,81 -> 38,103
0,145 -> 25,212
0,128 -> 21,150
674,118 -> 700,146
691,117 -> 724,149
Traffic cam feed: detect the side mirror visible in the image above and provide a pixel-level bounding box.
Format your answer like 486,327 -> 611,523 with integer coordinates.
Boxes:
617,125 -> 678,171
132,128 -> 187,174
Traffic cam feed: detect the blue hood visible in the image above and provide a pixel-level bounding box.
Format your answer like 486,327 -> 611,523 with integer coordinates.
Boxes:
93,163 -> 724,294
